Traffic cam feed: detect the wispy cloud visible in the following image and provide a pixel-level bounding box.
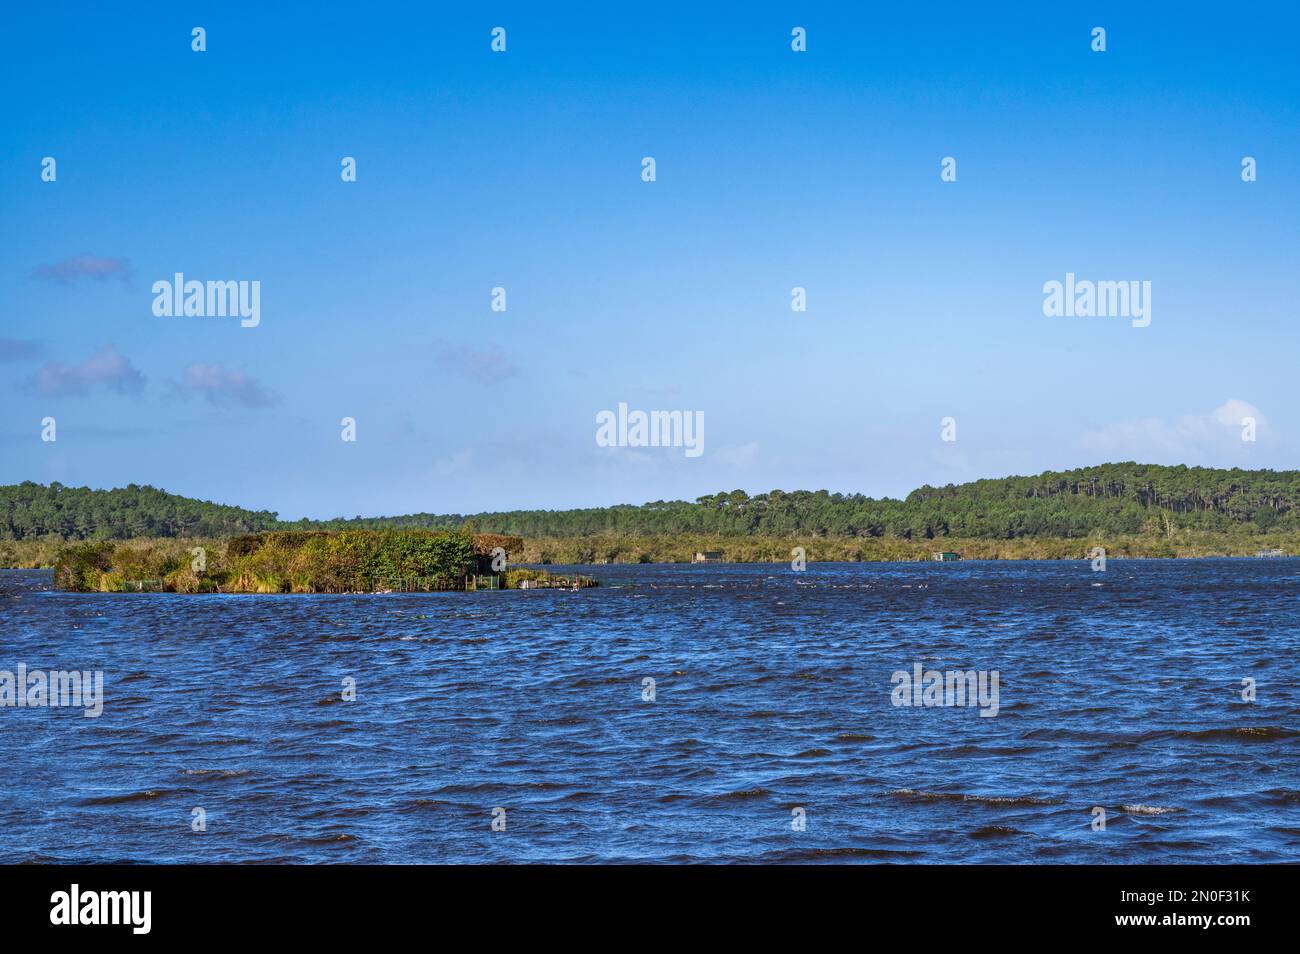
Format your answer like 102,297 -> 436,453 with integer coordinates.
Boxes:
1081,399 -> 1268,463
32,254 -> 133,286
437,343 -> 519,385
713,442 -> 760,467
432,449 -> 474,476
0,337 -> 43,363
173,362 -> 278,409
30,345 -> 145,397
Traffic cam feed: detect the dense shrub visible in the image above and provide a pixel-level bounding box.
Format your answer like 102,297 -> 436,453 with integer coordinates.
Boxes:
52,530 -> 478,593
53,541 -> 117,591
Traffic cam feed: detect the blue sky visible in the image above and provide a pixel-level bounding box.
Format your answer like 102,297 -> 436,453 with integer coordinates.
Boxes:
2,2 -> 1298,519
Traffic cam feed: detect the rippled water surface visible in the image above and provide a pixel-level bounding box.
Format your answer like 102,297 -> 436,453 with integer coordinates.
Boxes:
2,561 -> 1298,863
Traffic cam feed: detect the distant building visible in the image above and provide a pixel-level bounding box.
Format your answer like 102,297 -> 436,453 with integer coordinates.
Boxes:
931,551 -> 960,562
1255,548 -> 1285,558
693,551 -> 724,563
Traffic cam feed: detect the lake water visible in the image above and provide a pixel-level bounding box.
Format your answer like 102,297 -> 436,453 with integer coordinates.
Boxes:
1,560 -> 1297,863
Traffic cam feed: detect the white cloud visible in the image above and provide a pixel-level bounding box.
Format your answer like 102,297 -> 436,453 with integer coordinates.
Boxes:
437,342 -> 519,384
173,363 -> 278,409
713,442 -> 760,467
31,345 -> 144,396
432,449 -> 474,476
32,254 -> 133,285
1081,399 -> 1267,463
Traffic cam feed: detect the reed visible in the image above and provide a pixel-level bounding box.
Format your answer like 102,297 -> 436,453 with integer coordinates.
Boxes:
25,528 -> 1300,590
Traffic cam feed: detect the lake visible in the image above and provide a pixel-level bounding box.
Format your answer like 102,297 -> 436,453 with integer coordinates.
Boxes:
1,560 -> 1296,863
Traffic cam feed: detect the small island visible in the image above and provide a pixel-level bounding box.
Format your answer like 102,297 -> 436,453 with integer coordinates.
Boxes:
51,530 -> 597,594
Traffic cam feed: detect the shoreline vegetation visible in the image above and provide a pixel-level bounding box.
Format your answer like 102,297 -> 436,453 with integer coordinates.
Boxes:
0,530 -> 1295,586
46,531 -> 595,594
2,463 -> 1299,581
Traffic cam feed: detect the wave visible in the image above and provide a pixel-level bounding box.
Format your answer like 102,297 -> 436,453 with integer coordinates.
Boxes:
758,846 -> 926,861
700,787 -> 773,803
970,825 -> 1029,839
1121,804 -> 1182,815
888,789 -> 1063,807
942,744 -> 1039,757
1025,725 -> 1297,745
77,789 -> 178,806
182,768 -> 249,778
1171,726 -> 1297,741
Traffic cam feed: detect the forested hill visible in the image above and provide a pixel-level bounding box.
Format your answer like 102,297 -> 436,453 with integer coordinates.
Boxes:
309,463 -> 1300,539
0,482 -> 279,540
3,463 -> 1298,541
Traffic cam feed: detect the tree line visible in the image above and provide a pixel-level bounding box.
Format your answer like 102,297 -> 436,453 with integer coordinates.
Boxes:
5,463 -> 1300,542
0,481 -> 278,540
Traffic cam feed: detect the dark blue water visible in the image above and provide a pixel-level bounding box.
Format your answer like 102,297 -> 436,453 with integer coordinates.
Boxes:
2,561 -> 1297,863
